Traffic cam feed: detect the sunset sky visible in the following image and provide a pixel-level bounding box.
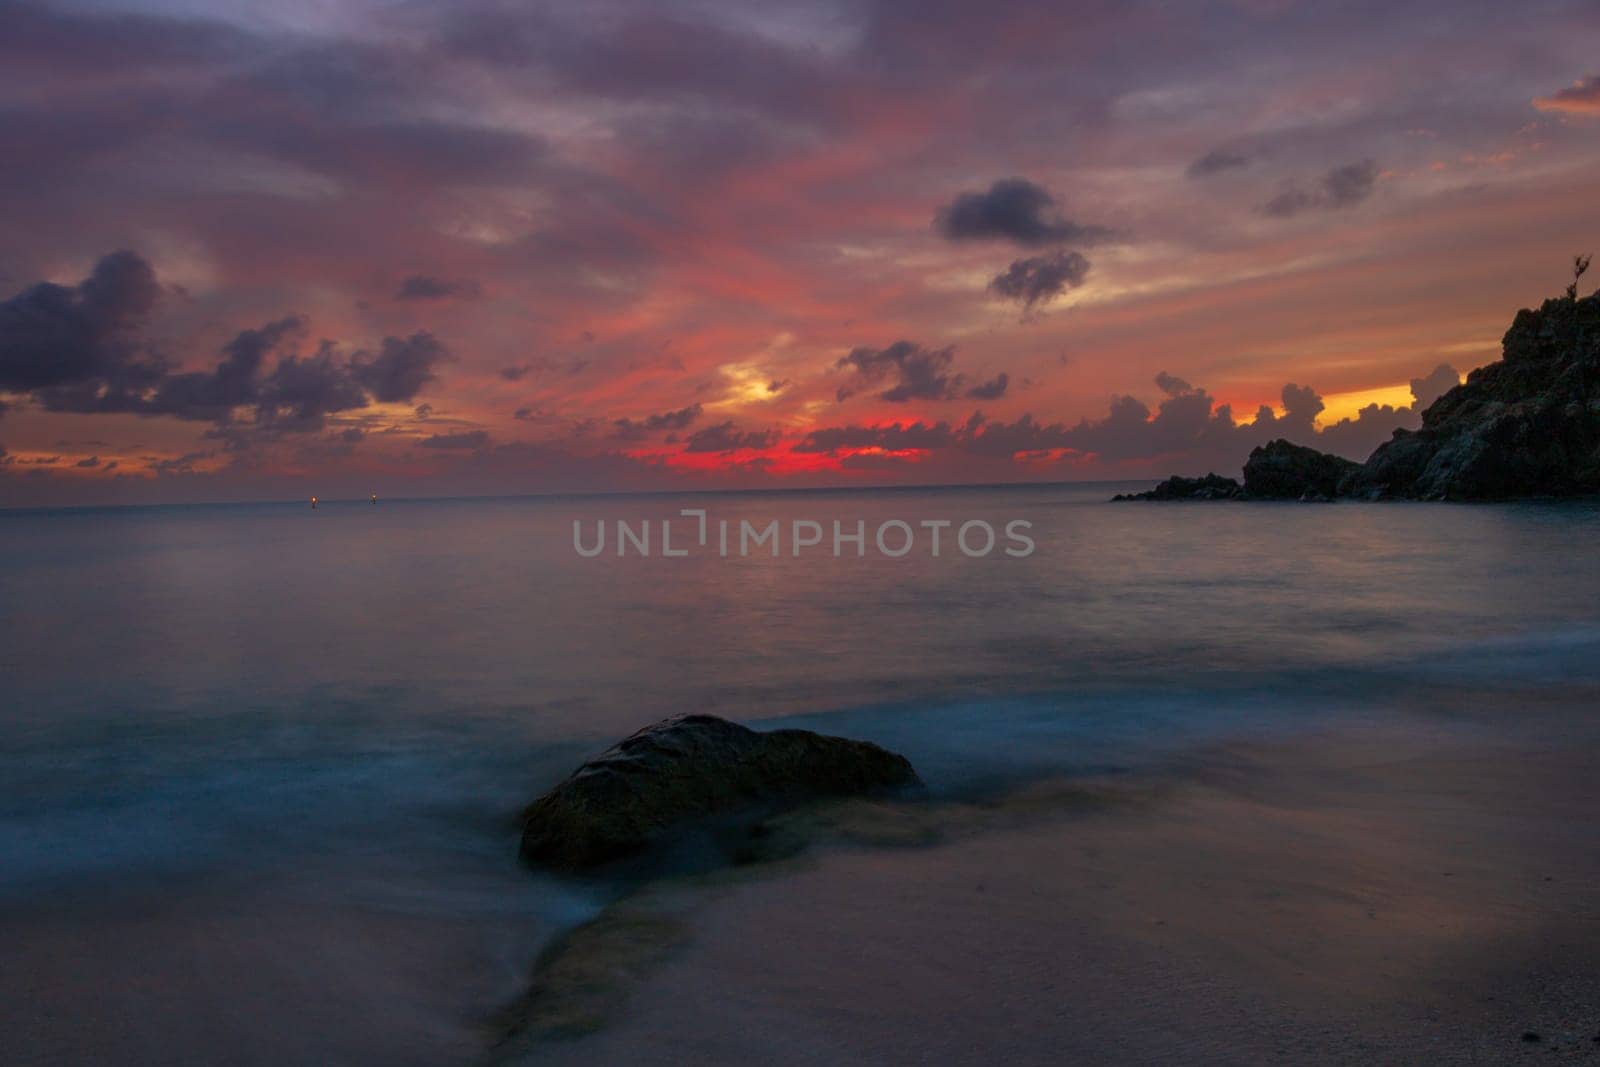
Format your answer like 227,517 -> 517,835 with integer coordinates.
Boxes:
1,0 -> 1598,505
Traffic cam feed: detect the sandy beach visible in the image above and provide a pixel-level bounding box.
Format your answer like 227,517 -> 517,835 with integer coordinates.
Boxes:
521,715 -> 1600,1065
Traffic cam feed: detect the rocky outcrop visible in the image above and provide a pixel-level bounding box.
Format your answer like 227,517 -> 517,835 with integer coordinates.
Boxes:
1342,292 -> 1600,500
1242,439 -> 1359,500
519,714 -> 920,872
1117,290 -> 1600,503
1112,473 -> 1241,501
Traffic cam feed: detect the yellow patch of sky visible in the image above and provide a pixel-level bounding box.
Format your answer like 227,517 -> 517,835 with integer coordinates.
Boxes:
707,361 -> 780,409
1317,383 -> 1417,424
1239,372 -> 1464,428
705,335 -> 799,410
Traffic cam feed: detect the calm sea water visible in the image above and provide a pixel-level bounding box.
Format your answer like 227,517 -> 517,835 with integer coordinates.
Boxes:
3,484 -> 1599,1062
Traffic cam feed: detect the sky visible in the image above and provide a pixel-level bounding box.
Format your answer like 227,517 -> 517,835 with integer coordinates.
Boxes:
1,0 -> 1598,506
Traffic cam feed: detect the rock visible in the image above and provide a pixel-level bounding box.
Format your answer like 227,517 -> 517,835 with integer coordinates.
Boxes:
1112,473 -> 1241,501
1345,291 -> 1600,499
1129,289 -> 1600,502
519,714 -> 921,872
1242,439 -> 1359,499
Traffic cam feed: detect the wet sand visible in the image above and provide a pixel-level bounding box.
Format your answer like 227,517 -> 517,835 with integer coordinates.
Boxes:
5,714 -> 1597,1065
529,719 -> 1600,1065
0,872 -> 556,1067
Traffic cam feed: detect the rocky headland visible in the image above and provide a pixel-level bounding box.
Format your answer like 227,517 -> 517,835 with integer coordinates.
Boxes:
1117,289 -> 1600,502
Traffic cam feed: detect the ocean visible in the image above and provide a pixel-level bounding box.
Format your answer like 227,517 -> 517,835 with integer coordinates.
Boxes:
3,484 -> 1599,1063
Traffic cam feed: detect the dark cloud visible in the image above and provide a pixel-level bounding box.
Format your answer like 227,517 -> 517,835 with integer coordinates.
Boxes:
613,402 -> 703,441
1317,402 -> 1415,459
419,429 -> 490,450
836,340 -> 961,402
796,364 -> 1449,472
682,421 -> 777,453
794,420 -> 957,454
1279,382 -> 1324,428
0,253 -> 454,434
75,455 -> 99,468
145,317 -> 302,421
1154,371 -> 1192,396
1410,363 -> 1460,409
395,275 -> 482,302
966,372 -> 1010,400
1311,362 -> 1458,457
500,364 -> 532,381
1533,75 -> 1600,116
1262,159 -> 1380,217
351,332 -> 450,402
254,343 -> 370,431
766,378 -> 788,393
151,450 -> 210,476
935,179 -> 1111,247
0,250 -> 164,395
1187,149 -> 1250,178
990,251 -> 1090,310
0,1 -> 251,81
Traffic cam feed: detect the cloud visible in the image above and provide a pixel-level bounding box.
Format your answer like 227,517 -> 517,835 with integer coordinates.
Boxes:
990,251 -> 1091,310
966,372 -> 1010,400
0,250 -> 165,398
351,332 -> 450,402
797,364 -> 1455,474
1278,382 -> 1324,428
793,420 -> 957,454
1187,149 -> 1250,178
0,253 -> 454,435
612,402 -> 704,440
836,340 -> 961,402
145,317 -> 303,421
151,451 -> 210,476
1262,159 -> 1380,217
1316,402 -> 1413,458
682,421 -> 777,453
75,455 -> 99,468
395,275 -> 482,302
1409,363 -> 1460,409
935,178 -> 1111,247
254,343 -> 370,431
419,429 -> 490,450
1154,371 -> 1193,396
1533,75 -> 1600,116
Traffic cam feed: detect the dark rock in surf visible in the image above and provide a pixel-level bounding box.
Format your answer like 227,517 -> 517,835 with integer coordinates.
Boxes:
519,714 -> 920,872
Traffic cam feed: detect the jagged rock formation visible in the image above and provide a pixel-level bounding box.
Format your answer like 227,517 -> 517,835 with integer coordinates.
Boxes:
1243,439 -> 1359,500
519,714 -> 920,872
1112,473 -> 1241,501
1117,290 -> 1600,502
1343,292 -> 1600,499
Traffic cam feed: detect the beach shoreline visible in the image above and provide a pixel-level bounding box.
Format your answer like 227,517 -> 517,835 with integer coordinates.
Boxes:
520,715 -> 1600,1065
